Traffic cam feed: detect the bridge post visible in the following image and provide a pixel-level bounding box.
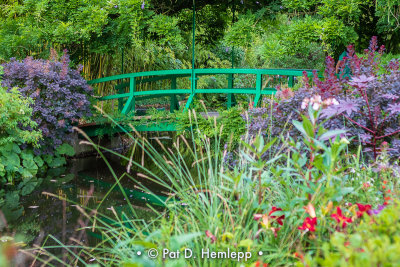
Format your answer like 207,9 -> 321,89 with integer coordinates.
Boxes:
186,73 -> 197,110
170,77 -> 179,112
288,75 -> 294,88
121,77 -> 136,115
254,73 -> 262,107
117,84 -> 124,111
227,74 -> 236,109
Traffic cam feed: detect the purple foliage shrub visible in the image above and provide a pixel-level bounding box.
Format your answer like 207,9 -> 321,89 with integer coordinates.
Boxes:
323,72 -> 400,159
1,50 -> 93,154
246,37 -> 400,160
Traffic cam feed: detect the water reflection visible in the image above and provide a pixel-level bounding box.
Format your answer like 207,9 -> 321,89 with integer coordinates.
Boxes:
14,155 -> 158,249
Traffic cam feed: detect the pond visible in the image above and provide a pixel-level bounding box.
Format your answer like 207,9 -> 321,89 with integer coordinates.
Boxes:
14,153 -> 164,252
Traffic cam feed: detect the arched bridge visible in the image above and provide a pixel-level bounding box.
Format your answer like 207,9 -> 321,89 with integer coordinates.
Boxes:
82,68 -> 314,136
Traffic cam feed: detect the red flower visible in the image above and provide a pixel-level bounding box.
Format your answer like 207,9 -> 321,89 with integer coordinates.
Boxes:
362,182 -> 371,189
269,207 -> 285,226
356,203 -> 372,217
255,261 -> 268,267
271,227 -> 280,237
298,217 -> 317,232
331,207 -> 352,228
205,230 -> 216,243
293,252 -> 304,261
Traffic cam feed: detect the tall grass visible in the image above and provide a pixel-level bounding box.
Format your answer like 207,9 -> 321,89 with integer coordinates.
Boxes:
23,106 -> 377,267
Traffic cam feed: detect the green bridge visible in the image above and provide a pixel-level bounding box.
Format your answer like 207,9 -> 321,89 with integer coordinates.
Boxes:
81,68 -> 314,136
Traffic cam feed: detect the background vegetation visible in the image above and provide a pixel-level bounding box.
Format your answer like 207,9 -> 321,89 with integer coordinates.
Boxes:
1,0 -> 399,81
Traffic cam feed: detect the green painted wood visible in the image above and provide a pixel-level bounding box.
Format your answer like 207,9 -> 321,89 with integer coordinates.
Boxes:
88,69 -> 314,85
227,73 -> 236,109
170,77 -> 179,112
195,89 -> 256,94
121,78 -> 136,115
85,68 -> 317,134
185,93 -> 196,110
290,76 -> 294,87
261,89 -> 277,95
81,122 -> 178,137
98,93 -> 130,101
254,73 -> 262,107
134,89 -> 191,96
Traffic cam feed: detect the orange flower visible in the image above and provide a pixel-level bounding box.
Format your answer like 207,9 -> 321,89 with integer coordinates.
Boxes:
303,203 -> 316,218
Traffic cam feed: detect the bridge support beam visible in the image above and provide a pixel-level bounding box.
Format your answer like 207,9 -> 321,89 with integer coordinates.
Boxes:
254,73 -> 262,107
170,77 -> 179,112
288,75 -> 294,88
122,77 -> 136,115
227,73 -> 236,109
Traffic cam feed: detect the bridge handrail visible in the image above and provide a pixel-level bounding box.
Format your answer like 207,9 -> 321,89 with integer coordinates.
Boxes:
87,68 -> 316,114
87,68 -> 315,85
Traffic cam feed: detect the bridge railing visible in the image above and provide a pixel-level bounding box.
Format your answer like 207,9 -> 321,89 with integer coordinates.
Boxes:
88,68 -> 315,115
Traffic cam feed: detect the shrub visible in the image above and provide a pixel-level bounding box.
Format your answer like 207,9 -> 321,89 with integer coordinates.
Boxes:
248,37 -> 400,160
1,50 -> 93,154
0,76 -> 44,222
0,82 -> 42,182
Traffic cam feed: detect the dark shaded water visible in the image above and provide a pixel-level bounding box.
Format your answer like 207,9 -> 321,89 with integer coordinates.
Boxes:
14,155 -> 161,250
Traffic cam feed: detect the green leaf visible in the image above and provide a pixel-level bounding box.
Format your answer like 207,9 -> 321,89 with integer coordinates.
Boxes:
48,156 -> 66,168
3,152 -> 20,171
11,144 -> 21,154
238,239 -> 253,248
292,120 -> 307,136
5,191 -> 20,209
319,130 -> 347,141
20,150 -> 34,161
261,137 -> 277,155
170,232 -> 201,251
0,163 -> 5,177
56,143 -> 75,156
302,117 -> 315,138
23,157 -> 38,176
34,156 -> 44,167
21,180 -> 38,196
20,168 -> 33,178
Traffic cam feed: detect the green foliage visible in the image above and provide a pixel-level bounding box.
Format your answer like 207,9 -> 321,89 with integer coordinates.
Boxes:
318,0 -> 364,23
0,84 -> 42,183
305,202 -> 400,266
0,81 -> 44,222
282,0 -> 320,11
175,106 -> 247,146
0,88 -> 41,147
0,73 -> 75,224
285,16 -> 357,55
224,15 -> 257,48
375,0 -> 400,51
147,14 -> 185,50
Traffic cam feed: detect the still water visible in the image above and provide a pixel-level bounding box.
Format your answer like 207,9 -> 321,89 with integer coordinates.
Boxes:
15,155 -> 162,249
